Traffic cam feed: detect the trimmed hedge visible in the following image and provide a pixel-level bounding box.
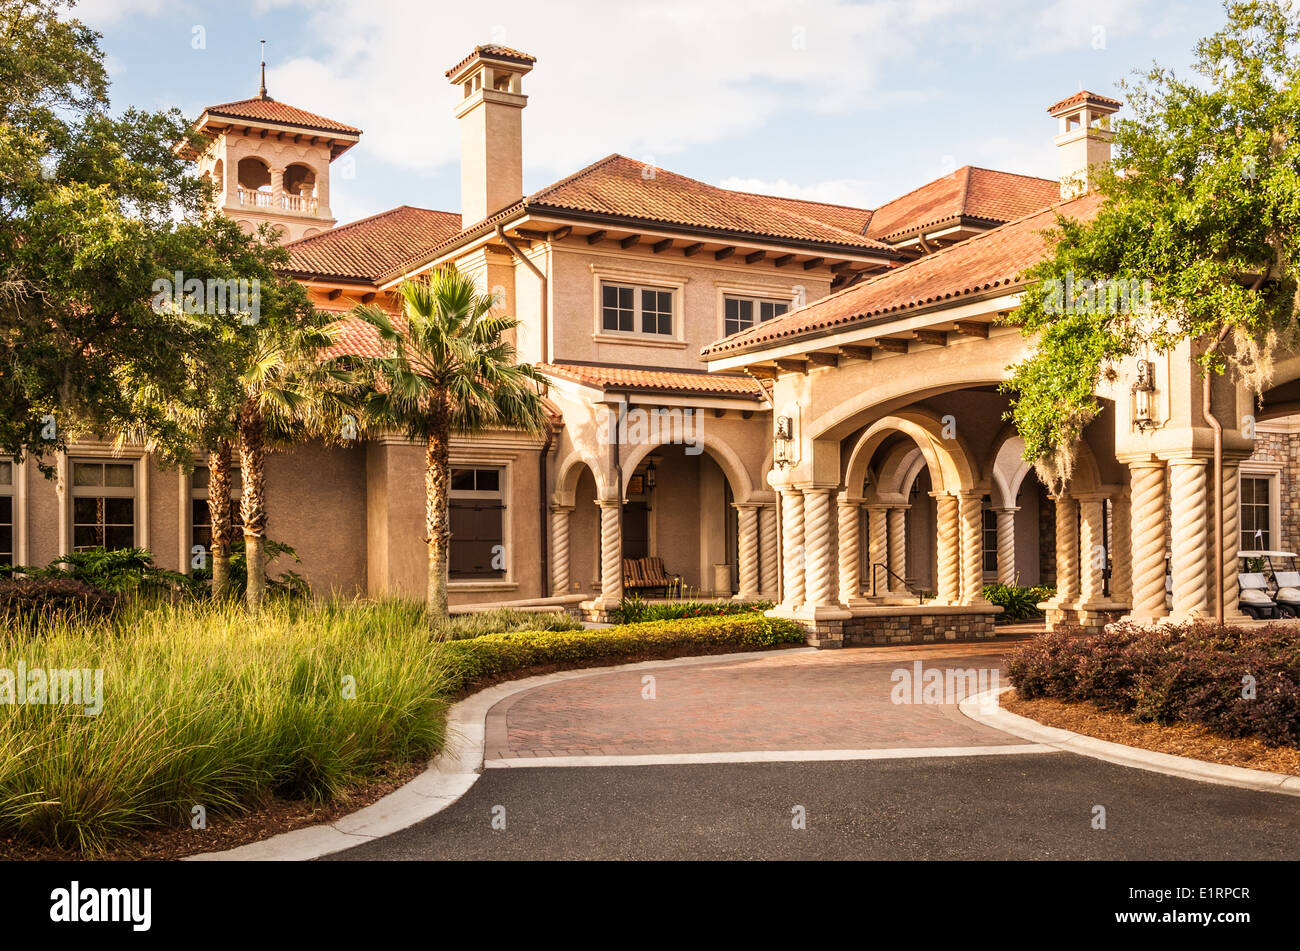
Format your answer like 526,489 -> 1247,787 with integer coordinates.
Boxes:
613,595 -> 774,624
439,613 -> 806,693
0,577 -> 118,626
1008,622 -> 1300,747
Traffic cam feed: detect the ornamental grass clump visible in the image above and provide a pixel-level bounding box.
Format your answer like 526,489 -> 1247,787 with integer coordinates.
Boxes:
0,599 -> 450,854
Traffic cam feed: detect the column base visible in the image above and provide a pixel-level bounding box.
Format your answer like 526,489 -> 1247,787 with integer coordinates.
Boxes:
579,597 -> 621,623
732,591 -> 762,602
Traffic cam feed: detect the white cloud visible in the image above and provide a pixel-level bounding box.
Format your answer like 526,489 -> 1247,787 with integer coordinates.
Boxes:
73,0 -> 180,26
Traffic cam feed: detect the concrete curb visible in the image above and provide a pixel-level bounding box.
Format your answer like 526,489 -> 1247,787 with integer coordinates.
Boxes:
188,648 -> 813,861
960,687 -> 1300,798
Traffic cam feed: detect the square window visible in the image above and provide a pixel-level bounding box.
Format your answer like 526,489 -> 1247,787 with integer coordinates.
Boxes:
105,464 -> 134,487
451,469 -> 476,491
0,461 -> 10,486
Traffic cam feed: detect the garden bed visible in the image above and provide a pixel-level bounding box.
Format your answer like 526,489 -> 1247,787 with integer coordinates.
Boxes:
0,601 -> 803,858
1001,690 -> 1300,777
1006,621 -> 1300,749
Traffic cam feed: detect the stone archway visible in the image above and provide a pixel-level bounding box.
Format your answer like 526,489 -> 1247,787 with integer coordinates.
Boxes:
836,410 -> 986,607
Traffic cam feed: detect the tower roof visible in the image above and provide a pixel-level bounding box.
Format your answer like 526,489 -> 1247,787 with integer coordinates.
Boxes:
181,97 -> 362,160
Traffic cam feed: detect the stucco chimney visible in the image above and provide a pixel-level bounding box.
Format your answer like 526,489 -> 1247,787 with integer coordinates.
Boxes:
1047,90 -> 1121,199
446,45 -> 536,225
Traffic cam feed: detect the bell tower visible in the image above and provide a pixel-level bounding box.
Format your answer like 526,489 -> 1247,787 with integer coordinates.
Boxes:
182,43 -> 363,242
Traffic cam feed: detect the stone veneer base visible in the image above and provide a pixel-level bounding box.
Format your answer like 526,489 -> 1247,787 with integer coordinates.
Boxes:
781,604 -> 1003,649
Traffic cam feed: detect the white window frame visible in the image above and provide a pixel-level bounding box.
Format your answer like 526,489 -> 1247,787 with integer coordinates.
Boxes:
65,455 -> 146,554
714,280 -> 802,342
447,457 -> 517,592
1238,465 -> 1281,552
722,294 -> 791,337
589,264 -> 688,348
180,461 -> 243,575
0,458 -> 21,566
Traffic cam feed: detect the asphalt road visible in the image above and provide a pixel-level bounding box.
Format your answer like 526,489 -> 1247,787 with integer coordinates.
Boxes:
325,753 -> 1300,861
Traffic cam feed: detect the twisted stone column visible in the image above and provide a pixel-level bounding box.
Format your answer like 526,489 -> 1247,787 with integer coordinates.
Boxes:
759,504 -> 779,598
780,489 -> 805,610
1128,461 -> 1169,621
550,504 -> 573,594
734,504 -> 761,600
888,506 -> 908,595
1110,492 -> 1132,605
801,487 -> 836,608
958,493 -> 987,605
1220,463 -> 1245,621
1053,494 -> 1079,604
866,504 -> 888,596
595,499 -> 623,605
1169,459 -> 1209,619
994,506 -> 1018,586
837,498 -> 862,605
1078,496 -> 1107,605
933,493 -> 960,604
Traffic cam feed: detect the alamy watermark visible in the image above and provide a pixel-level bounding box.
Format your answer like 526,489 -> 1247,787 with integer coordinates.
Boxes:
0,663 -> 103,715
1042,271 -> 1153,316
597,406 -> 702,455
151,272 -> 261,324
890,661 -> 999,707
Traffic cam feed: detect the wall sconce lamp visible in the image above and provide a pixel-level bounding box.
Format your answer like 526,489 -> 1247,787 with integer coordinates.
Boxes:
775,415 -> 795,468
1132,359 -> 1156,430
645,460 -> 656,490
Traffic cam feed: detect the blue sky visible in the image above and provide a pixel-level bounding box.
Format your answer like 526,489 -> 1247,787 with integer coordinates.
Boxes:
77,0 -> 1229,225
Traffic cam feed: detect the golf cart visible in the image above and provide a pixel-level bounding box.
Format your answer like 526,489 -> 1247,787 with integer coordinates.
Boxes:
1238,551 -> 1282,620
1243,550 -> 1300,618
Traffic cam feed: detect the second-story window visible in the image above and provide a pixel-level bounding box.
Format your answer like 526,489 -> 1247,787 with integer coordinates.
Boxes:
724,295 -> 789,336
602,283 -> 674,336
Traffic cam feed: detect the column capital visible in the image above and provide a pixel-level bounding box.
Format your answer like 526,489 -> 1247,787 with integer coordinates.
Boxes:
992,505 -> 1020,514
594,497 -> 621,510
792,482 -> 840,494
550,503 -> 575,514
1118,454 -> 1167,470
731,501 -> 762,512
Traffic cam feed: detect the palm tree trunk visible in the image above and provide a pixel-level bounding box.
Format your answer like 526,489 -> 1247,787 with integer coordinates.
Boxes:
239,401 -> 268,614
426,393 -> 451,625
207,439 -> 233,599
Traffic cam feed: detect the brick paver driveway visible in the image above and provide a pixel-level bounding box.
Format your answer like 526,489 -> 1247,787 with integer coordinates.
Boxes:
484,637 -> 1032,761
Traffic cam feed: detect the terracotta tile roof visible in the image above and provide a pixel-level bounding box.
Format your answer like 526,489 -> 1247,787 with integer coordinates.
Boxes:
376,153 -> 897,283
1047,90 -> 1122,114
445,44 -> 537,78
703,191 -> 1104,358
526,155 -> 892,253
540,362 -> 765,399
284,206 -> 463,283
201,96 -> 361,136
864,166 -> 1059,242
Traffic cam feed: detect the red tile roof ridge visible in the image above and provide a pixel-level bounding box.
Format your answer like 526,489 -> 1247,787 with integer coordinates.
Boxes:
702,190 -> 1102,357
284,204 -> 454,250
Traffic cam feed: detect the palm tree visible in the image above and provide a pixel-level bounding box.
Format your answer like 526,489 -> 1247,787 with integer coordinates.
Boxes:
348,269 -> 548,621
235,320 -> 356,612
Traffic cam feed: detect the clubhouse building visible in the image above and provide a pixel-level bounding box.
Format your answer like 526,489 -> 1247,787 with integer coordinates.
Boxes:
5,46 -> 1297,641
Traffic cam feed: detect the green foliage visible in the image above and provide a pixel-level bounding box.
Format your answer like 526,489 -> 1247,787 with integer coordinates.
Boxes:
0,601 -> 801,854
429,606 -> 584,640
193,537 -> 311,600
1005,1 -> 1300,468
982,582 -> 1054,622
614,595 -> 775,624
0,547 -> 193,598
0,599 -> 452,853
438,612 -> 806,694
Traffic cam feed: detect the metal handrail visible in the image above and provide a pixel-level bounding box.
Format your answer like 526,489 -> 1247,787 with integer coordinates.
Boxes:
870,562 -> 923,603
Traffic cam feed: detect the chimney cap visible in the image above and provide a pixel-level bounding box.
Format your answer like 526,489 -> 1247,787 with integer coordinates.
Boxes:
1047,90 -> 1122,117
445,44 -> 537,81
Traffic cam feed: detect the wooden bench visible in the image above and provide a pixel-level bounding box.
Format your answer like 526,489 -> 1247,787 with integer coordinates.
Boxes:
623,556 -> 677,595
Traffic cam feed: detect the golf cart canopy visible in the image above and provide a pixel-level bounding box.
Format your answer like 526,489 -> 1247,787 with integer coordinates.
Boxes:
1239,551 -> 1298,558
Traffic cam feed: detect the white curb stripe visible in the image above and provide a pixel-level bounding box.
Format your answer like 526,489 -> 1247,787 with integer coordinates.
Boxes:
960,687 -> 1300,798
485,744 -> 1053,769
189,648 -> 813,861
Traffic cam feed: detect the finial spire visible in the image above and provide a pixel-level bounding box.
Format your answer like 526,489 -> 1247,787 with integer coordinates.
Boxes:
258,39 -> 267,98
